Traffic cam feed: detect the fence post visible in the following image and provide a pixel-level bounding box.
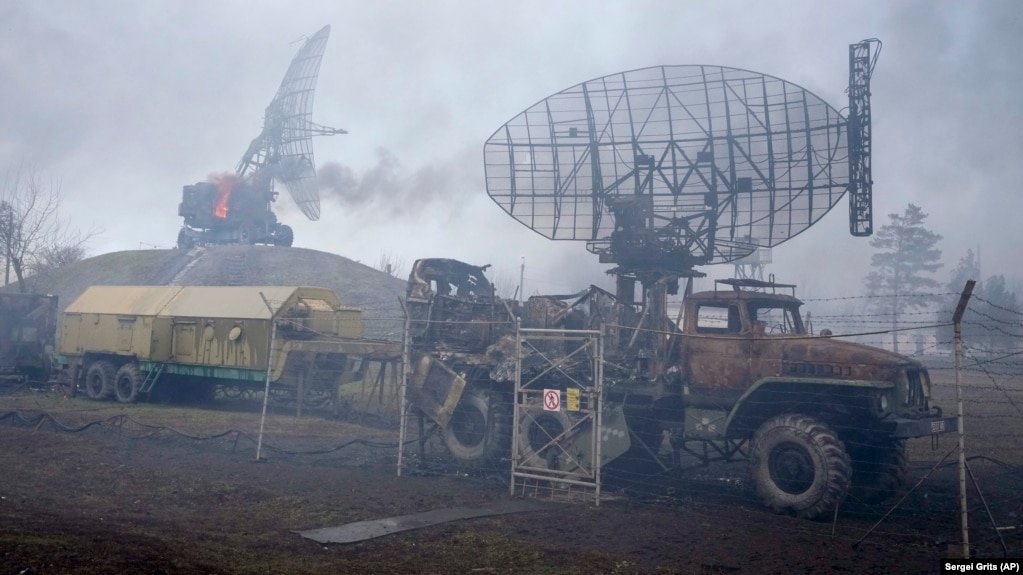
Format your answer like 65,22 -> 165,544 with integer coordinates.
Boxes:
256,292 -> 278,462
397,297 -> 410,477
952,279 -> 976,558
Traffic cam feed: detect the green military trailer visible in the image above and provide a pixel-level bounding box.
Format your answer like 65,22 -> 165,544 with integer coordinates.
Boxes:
59,285 -> 386,406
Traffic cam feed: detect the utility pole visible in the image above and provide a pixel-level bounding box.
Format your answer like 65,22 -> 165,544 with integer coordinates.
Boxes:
519,257 -> 525,304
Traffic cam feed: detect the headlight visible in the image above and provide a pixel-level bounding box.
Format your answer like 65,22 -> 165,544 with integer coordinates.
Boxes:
878,393 -> 889,412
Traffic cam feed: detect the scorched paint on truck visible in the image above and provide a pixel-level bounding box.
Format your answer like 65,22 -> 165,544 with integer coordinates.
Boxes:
405,258 -> 956,520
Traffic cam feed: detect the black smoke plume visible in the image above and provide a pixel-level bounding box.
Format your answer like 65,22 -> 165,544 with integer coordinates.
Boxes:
318,147 -> 475,219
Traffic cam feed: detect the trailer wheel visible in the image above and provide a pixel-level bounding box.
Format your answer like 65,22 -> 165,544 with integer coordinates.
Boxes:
850,439 -> 908,504
441,391 -> 511,465
84,360 -> 116,401
114,363 -> 143,404
749,414 -> 851,520
517,405 -> 575,471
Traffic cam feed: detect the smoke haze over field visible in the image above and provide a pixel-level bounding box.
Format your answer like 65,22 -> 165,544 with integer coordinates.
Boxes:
2,0 -> 1021,297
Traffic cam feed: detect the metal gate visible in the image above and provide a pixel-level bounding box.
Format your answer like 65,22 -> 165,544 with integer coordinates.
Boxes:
510,325 -> 604,505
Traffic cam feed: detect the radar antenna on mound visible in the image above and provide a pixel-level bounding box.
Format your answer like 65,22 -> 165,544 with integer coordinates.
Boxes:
237,25 -> 345,221
177,25 -> 344,249
485,40 -> 879,296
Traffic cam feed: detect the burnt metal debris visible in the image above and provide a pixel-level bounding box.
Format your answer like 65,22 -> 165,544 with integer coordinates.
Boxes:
176,25 -> 345,249
403,40 -> 958,520
0,292 -> 57,383
404,257 -> 955,519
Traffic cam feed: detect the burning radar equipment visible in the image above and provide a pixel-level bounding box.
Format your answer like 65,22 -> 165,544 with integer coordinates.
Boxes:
177,25 -> 345,249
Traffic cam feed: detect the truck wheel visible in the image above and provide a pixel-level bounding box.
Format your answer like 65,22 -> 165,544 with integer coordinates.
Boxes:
84,360 -> 117,401
850,440 -> 908,504
517,405 -> 575,471
274,225 -> 294,247
442,391 -> 511,465
749,414 -> 851,520
114,363 -> 143,404
176,228 -> 194,250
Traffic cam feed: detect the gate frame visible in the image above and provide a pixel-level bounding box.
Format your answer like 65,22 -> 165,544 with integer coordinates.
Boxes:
510,321 -> 604,505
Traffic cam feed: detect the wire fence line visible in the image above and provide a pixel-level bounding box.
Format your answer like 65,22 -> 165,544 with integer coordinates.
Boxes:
396,288 -> 1022,557
1,288 -> 1019,558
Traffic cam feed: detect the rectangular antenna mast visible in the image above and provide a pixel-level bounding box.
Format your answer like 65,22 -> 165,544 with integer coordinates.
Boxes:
848,39 -> 880,237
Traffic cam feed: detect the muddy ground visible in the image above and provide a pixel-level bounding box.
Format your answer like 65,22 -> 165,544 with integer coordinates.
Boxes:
0,385 -> 1019,575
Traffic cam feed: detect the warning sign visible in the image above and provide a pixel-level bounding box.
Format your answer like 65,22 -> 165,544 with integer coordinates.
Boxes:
543,389 -> 561,411
566,388 -> 580,411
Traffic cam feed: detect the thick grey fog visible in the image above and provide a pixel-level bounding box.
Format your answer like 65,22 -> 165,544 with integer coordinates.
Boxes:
1,0 -> 1020,297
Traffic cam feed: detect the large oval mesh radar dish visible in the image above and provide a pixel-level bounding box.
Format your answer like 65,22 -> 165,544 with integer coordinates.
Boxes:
485,65 -> 851,272
237,25 -> 345,222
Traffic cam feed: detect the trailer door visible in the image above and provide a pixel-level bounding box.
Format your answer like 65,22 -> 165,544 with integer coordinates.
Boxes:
172,321 -> 196,361
61,313 -> 83,354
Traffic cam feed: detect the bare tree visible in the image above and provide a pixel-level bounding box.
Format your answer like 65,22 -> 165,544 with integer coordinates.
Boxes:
32,244 -> 87,276
1,164 -> 99,292
376,250 -> 407,278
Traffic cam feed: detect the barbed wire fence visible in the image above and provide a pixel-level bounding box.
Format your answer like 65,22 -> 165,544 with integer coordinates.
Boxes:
1,286 -> 1019,558
397,286 -> 1022,557
231,290 -> 400,426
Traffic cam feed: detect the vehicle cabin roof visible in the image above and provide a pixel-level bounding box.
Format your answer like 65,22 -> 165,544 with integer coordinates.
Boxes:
687,289 -> 804,306
63,286 -> 344,320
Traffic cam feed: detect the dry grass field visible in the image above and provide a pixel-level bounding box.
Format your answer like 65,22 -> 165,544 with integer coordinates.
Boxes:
1,375 -> 1020,575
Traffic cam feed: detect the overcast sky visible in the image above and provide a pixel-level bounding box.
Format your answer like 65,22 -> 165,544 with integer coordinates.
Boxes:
2,0 -> 1020,299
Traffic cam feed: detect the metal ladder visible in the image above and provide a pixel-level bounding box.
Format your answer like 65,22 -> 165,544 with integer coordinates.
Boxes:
139,363 -> 166,395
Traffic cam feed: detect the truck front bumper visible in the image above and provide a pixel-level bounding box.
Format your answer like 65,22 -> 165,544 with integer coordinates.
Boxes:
886,415 -> 958,438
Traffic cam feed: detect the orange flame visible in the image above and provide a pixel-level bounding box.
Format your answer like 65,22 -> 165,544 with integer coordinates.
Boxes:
213,174 -> 239,219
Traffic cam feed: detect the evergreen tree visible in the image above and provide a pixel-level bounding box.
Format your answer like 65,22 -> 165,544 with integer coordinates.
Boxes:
863,204 -> 943,353
969,275 -> 1022,355
946,249 -> 980,295
943,250 -> 1022,355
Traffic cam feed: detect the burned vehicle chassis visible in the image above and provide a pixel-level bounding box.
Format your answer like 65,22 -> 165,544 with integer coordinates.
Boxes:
403,258 -> 956,520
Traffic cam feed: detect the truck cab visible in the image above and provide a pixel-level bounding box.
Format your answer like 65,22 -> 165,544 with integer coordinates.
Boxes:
674,279 -> 950,444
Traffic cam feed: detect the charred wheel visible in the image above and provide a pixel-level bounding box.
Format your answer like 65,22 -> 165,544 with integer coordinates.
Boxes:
114,363 -> 143,404
441,390 -> 512,466
749,413 -> 851,520
849,439 -> 908,504
84,360 -> 117,401
517,405 -> 575,471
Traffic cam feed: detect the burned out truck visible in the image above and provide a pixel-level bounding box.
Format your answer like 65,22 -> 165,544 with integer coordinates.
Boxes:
59,285 -> 392,407
0,292 -> 58,383
405,258 -> 956,519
